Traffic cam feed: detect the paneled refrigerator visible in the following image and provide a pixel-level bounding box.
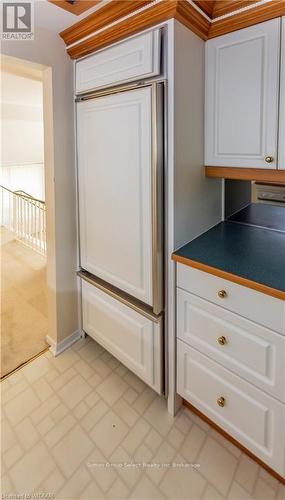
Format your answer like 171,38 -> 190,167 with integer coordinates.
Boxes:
76,82 -> 164,393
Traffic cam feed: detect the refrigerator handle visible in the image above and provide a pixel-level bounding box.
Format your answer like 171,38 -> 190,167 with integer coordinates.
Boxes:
152,82 -> 164,316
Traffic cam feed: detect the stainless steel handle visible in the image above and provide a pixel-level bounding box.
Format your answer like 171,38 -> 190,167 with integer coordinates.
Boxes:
151,82 -> 164,316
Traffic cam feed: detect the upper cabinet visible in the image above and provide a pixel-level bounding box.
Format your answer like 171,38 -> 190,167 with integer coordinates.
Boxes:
75,29 -> 161,94
279,17 -> 285,170
205,19 -> 281,170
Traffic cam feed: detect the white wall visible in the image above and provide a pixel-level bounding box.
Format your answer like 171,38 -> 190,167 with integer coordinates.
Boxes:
1,73 -> 44,165
1,10 -> 78,343
1,72 -> 45,199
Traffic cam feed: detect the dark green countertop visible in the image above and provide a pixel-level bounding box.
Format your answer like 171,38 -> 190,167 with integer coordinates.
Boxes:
173,221 -> 285,295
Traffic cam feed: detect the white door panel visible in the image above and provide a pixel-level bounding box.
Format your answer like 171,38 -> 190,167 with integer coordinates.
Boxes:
77,87 -> 153,304
82,279 -> 162,393
75,29 -> 161,94
177,341 -> 285,475
205,19 -> 280,168
177,289 -> 285,401
279,17 -> 285,169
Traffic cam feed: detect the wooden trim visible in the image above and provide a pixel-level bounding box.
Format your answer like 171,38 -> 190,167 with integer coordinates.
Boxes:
183,400 -> 285,484
59,0 -> 285,58
172,254 -> 285,301
66,1 -> 179,59
193,0 -> 215,18
208,0 -> 285,38
174,0 -> 210,40
205,166 -> 285,183
48,0 -> 101,16
62,0 -> 210,59
60,0 -> 153,45
211,0 -> 259,19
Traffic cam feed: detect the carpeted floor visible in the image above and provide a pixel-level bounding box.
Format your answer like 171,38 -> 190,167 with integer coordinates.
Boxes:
1,227 -> 48,378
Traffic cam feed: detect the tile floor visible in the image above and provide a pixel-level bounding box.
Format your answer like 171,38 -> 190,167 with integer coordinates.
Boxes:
1,336 -> 284,500
1,227 -> 48,377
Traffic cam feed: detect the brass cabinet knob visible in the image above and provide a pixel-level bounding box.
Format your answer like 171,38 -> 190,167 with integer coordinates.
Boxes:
218,290 -> 227,299
264,155 -> 274,163
217,396 -> 225,407
217,336 -> 227,346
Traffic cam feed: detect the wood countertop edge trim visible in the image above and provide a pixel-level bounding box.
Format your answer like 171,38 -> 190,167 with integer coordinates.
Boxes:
172,254 -> 285,301
183,400 -> 285,485
205,166 -> 285,182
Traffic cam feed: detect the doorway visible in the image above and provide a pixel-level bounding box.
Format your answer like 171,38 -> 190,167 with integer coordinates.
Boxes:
1,56 -> 48,377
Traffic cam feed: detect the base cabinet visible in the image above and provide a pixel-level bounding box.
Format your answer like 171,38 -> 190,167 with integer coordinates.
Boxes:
176,263 -> 285,478
82,279 -> 162,393
177,341 -> 285,476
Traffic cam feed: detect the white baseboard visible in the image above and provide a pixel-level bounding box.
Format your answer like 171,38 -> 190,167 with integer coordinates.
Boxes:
46,330 -> 83,357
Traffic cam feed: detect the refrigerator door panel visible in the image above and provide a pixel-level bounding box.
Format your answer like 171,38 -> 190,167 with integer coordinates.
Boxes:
81,277 -> 163,394
77,85 -> 161,307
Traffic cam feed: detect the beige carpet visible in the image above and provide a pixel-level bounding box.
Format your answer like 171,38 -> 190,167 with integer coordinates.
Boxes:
1,227 -> 48,378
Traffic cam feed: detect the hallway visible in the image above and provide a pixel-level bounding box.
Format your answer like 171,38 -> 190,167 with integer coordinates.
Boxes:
1,227 -> 48,378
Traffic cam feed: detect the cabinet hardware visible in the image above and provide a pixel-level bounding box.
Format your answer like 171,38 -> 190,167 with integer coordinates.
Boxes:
264,156 -> 274,163
217,396 -> 225,407
218,290 -> 227,299
217,336 -> 227,346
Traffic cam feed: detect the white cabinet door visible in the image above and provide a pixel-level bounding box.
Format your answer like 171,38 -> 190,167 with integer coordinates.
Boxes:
278,17 -> 285,170
177,289 -> 285,401
177,341 -> 285,475
205,19 -> 280,168
76,29 -> 161,94
77,87 -> 153,305
82,279 -> 162,393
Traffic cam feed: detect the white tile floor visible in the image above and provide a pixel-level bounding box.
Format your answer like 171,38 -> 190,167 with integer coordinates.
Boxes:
1,336 -> 284,500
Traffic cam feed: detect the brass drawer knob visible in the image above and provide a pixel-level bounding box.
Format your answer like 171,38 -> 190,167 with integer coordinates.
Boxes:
264,155 -> 274,163
217,336 -> 227,346
218,290 -> 227,299
217,396 -> 225,407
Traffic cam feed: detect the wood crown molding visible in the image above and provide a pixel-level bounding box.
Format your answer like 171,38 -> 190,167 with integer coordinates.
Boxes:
60,0 -> 285,59
62,1 -> 210,60
49,0 -> 101,16
60,1 -> 153,46
211,0 -> 258,19
205,166 -> 285,183
66,1 -> 208,60
208,0 -> 285,38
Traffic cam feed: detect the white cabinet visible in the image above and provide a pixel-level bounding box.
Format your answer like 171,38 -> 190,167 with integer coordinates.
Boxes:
76,29 -> 161,94
77,86 -> 154,305
177,288 -> 285,401
279,17 -> 285,170
205,19 -> 280,169
177,341 -> 285,475
177,264 -> 285,335
176,262 -> 285,477
82,279 -> 162,393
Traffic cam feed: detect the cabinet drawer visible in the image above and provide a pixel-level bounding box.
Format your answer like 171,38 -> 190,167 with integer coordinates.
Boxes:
76,29 -> 161,93
177,341 -> 285,475
82,279 -> 162,393
177,264 -> 285,335
177,289 -> 285,401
